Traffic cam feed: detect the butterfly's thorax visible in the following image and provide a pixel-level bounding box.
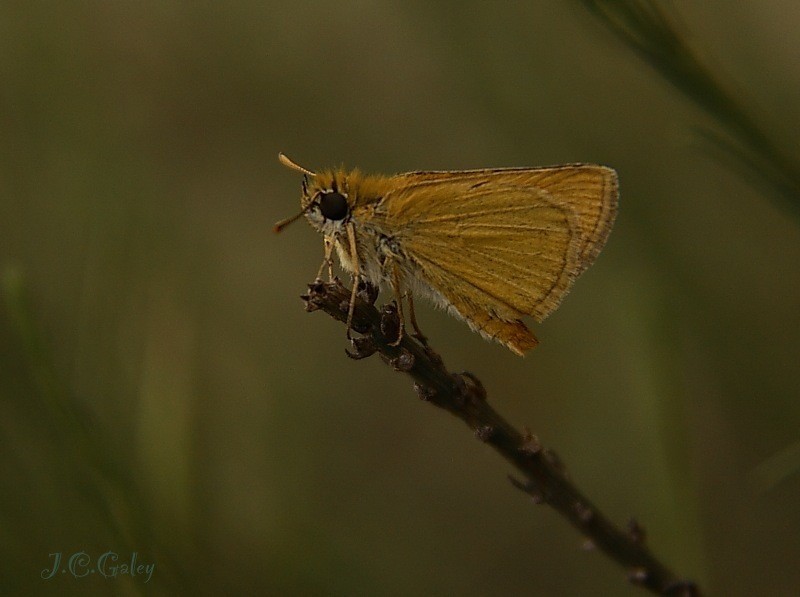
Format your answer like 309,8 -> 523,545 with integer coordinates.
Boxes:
303,169 -> 421,288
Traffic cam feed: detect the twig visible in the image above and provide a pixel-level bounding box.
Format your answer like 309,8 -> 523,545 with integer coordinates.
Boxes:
301,279 -> 701,596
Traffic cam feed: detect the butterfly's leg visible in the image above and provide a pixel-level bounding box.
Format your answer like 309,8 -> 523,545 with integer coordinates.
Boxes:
345,223 -> 361,339
387,262 -> 406,346
406,292 -> 428,345
315,235 -> 335,281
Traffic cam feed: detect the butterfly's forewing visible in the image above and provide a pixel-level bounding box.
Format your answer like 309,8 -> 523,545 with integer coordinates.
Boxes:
519,166 -> 618,272
379,166 -> 617,354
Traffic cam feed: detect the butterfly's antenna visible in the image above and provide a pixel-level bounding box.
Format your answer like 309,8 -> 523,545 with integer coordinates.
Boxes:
279,153 -> 316,176
273,201 -> 315,234
274,153 -> 318,233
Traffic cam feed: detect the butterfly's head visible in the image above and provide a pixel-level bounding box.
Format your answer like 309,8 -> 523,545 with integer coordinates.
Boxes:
274,153 -> 352,236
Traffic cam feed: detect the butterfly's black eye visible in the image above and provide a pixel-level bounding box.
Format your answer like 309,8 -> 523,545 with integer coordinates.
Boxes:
319,191 -> 349,221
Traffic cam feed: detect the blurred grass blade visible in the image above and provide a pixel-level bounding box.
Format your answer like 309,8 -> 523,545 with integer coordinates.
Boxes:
1,264 -> 188,593
750,440 -> 800,494
580,0 -> 800,219
2,264 -> 73,425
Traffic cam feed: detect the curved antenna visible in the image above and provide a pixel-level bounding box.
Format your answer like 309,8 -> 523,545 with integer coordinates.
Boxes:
278,153 -> 316,177
274,153 -> 318,233
273,201 -> 315,234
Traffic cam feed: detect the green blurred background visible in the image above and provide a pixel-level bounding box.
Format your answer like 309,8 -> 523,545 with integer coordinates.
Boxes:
2,2 -> 799,595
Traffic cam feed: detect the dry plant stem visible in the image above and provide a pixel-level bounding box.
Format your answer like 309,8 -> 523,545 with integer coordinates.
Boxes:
301,279 -> 700,597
